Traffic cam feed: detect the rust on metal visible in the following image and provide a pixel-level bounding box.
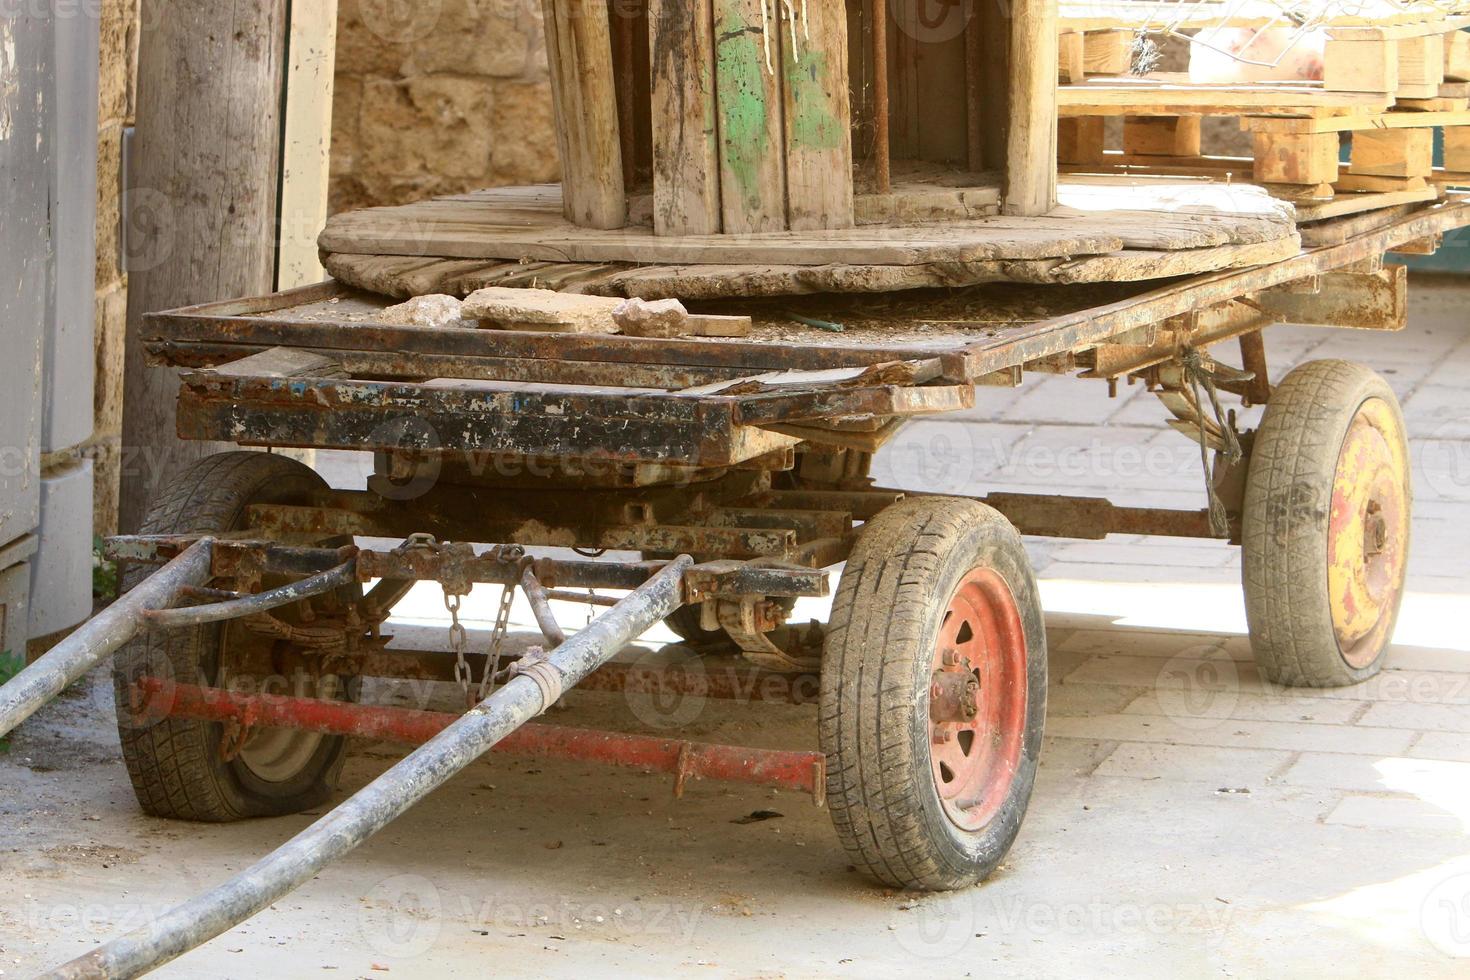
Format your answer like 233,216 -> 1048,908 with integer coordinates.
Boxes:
132,680 -> 826,803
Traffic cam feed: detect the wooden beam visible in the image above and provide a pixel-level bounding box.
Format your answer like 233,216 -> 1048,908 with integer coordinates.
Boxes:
1004,0 -> 1059,216
649,0 -> 722,236
543,0 -> 627,229
713,0 -> 787,232
119,0 -> 287,533
872,0 -> 891,192
278,0 -> 337,289
781,0 -> 854,230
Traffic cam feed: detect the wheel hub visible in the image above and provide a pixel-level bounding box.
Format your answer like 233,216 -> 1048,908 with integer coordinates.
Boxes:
926,568 -> 1028,832
1327,398 -> 1409,669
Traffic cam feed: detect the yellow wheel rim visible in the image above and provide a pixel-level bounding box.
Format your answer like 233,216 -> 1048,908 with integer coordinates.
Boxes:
1327,397 -> 1410,669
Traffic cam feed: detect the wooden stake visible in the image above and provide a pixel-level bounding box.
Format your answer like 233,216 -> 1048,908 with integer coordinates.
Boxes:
872,0 -> 891,193
649,0 -> 722,235
543,0 -> 627,230
782,0 -> 855,230
1004,0 -> 1059,216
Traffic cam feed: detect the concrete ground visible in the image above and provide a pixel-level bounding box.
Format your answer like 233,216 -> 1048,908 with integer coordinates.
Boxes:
3,277 -> 1469,978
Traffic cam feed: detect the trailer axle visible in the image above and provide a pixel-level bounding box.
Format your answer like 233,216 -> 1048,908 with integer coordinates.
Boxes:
131,678 -> 826,803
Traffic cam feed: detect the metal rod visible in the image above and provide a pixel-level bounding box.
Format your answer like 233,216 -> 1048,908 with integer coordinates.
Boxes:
0,540 -> 214,741
139,558 -> 358,629
519,566 -> 566,647
543,589 -> 618,606
872,0 -> 891,194
132,679 -> 825,798
48,555 -> 692,980
357,648 -> 822,705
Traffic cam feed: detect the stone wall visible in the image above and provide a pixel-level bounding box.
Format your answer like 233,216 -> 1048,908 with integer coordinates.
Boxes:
329,0 -> 562,214
92,0 -> 140,537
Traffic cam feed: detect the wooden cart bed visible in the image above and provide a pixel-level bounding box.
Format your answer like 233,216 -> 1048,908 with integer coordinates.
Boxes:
145,196 -> 1470,471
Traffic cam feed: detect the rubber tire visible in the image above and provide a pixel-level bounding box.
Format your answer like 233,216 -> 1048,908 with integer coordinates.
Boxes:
112,452 -> 353,821
1242,360 -> 1411,688
819,497 -> 1047,891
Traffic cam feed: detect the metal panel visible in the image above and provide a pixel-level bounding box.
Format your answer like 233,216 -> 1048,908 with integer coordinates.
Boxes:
0,11 -> 50,547
28,459 -> 94,637
42,4 -> 100,452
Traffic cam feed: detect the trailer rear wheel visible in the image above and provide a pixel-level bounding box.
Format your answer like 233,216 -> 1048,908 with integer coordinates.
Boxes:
112,452 -> 356,821
1243,360 -> 1411,688
820,498 -> 1046,891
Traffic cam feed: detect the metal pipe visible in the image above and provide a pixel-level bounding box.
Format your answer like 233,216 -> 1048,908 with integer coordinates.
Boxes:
519,566 -> 566,647
133,679 -> 825,798
0,540 -> 214,740
47,555 -> 692,980
139,558 -> 358,629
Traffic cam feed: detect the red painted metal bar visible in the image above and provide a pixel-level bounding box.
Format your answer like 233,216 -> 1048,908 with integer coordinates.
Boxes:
133,679 -> 825,803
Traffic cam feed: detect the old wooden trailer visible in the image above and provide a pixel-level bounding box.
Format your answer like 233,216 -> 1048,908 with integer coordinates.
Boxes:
9,2 -> 1470,975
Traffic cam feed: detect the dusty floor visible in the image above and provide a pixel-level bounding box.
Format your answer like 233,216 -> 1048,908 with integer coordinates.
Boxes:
3,279 -> 1469,978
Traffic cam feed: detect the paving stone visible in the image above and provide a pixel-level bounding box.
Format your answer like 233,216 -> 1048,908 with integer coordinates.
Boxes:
1280,753 -> 1470,793
1050,713 -> 1415,756
1323,794 -> 1466,834
1093,743 -> 1291,784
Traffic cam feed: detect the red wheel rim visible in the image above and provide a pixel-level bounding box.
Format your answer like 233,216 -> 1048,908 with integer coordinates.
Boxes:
926,567 -> 1028,832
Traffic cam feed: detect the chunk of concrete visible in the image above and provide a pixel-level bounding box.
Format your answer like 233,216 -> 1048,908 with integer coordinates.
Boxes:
377,294 -> 469,328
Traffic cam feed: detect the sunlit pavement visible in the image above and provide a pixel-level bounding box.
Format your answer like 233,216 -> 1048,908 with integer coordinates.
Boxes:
3,277 -> 1468,977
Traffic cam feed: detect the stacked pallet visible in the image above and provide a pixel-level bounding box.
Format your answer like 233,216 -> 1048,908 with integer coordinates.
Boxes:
1057,7 -> 1470,213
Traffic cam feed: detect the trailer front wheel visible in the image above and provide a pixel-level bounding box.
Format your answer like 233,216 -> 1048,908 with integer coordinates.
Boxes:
1242,360 -> 1411,688
820,498 -> 1046,891
112,452 -> 356,821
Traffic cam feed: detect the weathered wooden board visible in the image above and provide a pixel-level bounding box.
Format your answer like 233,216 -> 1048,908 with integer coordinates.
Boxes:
541,0 -> 625,229
649,0 -> 722,236
780,0 -> 854,231
319,181 -> 1296,269
713,0 -> 787,233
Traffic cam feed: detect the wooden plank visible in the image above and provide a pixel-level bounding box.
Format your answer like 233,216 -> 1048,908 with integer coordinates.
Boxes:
1244,107 -> 1470,134
780,0 -> 854,231
1446,29 -> 1470,81
207,346 -> 346,379
1122,116 -> 1201,156
1323,38 -> 1397,94
1350,127 -> 1433,177
1060,84 -> 1391,115
979,0 -> 1011,174
1398,34 -> 1446,99
1004,0 -> 1059,216
649,0 -> 722,236
1253,132 -> 1340,185
1084,30 -> 1133,75
542,0 -> 626,229
1294,185 -> 1438,222
1445,125 -> 1470,171
1335,172 -> 1429,194
277,0 -> 337,289
1059,32 -> 1085,84
1058,117 -> 1106,164
714,0 -> 787,233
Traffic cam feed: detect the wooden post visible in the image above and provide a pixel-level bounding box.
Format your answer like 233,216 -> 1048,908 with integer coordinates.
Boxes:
649,0 -> 722,236
278,0 -> 338,289
979,0 -> 1010,177
1002,0 -> 1058,216
872,0 -> 890,193
781,1 -> 855,230
713,0 -> 788,233
543,0 -> 627,230
119,0 -> 288,533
